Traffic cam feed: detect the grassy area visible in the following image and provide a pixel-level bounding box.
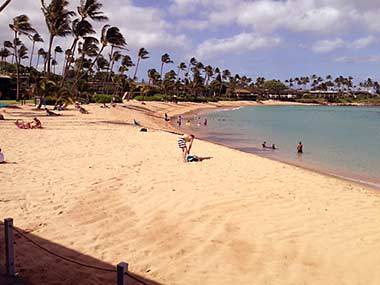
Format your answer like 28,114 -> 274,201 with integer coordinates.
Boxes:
0,100 -> 33,105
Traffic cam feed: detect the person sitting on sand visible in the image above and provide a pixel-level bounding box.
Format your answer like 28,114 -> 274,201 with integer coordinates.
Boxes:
74,101 -> 81,109
178,134 -> 195,162
0,148 -> 4,164
31,117 -> 42,129
297,141 -> 303,153
164,113 -> 170,121
54,103 -> 64,111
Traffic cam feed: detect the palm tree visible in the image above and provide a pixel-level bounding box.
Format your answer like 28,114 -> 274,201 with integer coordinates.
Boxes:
53,45 -> 63,73
9,14 -> 35,100
132,47 -> 149,80
160,53 -> 173,79
0,0 -> 12,13
147,68 -> 160,85
74,36 -> 99,80
36,48 -> 46,69
41,0 -> 75,78
28,33 -> 43,68
120,55 -> 134,75
109,50 -> 122,76
62,0 -> 107,83
176,62 -> 186,79
0,48 -> 10,61
0,48 -> 10,73
204,65 -> 213,86
78,25 -> 125,83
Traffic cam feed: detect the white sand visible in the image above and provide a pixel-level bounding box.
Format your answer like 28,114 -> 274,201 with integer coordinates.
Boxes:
0,102 -> 379,285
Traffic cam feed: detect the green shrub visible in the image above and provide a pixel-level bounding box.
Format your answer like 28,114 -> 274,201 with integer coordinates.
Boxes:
45,96 -> 57,106
134,94 -> 165,101
93,94 -> 122,103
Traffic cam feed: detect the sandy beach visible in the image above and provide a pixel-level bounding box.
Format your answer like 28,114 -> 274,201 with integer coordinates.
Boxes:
1,101 -> 380,285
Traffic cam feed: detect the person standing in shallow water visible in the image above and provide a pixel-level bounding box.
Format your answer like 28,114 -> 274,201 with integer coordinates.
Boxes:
297,141 -> 303,153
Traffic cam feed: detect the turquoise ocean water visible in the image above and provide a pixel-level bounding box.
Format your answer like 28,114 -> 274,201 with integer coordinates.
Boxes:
185,106 -> 380,188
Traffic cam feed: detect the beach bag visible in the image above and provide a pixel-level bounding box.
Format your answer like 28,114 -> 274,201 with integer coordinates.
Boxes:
186,155 -> 199,162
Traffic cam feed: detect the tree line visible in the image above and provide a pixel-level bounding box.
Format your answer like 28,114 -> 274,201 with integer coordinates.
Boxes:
0,0 -> 379,102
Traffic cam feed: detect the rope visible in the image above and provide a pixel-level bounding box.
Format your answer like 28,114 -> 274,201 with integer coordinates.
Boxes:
13,227 -> 115,272
125,271 -> 148,285
12,227 -> 148,284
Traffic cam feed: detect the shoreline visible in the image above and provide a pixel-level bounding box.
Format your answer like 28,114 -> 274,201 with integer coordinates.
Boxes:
165,101 -> 378,191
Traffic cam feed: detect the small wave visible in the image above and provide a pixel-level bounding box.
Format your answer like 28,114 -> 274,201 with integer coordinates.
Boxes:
214,107 -> 242,113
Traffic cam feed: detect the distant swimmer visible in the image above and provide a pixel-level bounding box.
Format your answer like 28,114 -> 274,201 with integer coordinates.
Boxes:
272,144 -> 277,150
297,141 -> 303,153
203,118 -> 208,126
262,141 -> 267,148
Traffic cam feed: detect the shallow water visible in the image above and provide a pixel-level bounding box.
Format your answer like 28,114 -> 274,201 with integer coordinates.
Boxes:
186,105 -> 380,188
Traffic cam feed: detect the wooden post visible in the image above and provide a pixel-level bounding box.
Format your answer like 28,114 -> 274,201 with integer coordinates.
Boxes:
4,218 -> 15,276
117,262 -> 128,285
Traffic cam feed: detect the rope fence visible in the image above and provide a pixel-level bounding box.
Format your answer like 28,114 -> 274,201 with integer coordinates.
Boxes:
2,218 -> 147,285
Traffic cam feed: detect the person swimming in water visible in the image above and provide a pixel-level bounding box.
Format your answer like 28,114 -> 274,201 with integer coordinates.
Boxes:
297,141 -> 303,153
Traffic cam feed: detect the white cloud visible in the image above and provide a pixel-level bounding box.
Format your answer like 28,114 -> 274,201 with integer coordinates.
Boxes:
177,19 -> 209,31
311,35 -> 377,53
101,2 -> 190,50
348,35 -> 377,49
312,38 -> 345,53
194,33 -> 281,59
335,55 -> 380,64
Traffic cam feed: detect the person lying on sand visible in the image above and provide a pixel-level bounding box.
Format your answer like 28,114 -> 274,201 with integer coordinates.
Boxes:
178,134 -> 195,162
186,154 -> 212,162
15,118 -> 42,129
15,119 -> 31,129
45,108 -> 60,116
0,148 -> 4,163
79,106 -> 89,114
100,103 -> 110,108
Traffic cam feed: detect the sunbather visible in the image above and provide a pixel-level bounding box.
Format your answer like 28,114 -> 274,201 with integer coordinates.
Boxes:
79,106 -> 89,114
31,117 -> 42,128
0,148 -> 5,164
15,119 -> 31,129
45,108 -> 60,116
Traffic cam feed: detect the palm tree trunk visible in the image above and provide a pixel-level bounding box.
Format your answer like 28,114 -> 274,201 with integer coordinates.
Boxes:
61,56 -> 66,76
132,57 -> 140,80
0,0 -> 11,13
35,54 -> 40,69
29,40 -> 35,68
13,32 -> 20,101
105,45 -> 114,87
46,34 -> 54,77
61,38 -> 78,86
53,51 -> 56,74
160,62 -> 164,79
72,45 -> 105,90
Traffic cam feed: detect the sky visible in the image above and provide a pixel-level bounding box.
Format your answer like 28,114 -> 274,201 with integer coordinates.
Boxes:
1,0 -> 380,82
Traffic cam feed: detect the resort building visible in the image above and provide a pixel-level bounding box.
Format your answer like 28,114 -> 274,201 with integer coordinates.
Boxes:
0,74 -> 11,99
